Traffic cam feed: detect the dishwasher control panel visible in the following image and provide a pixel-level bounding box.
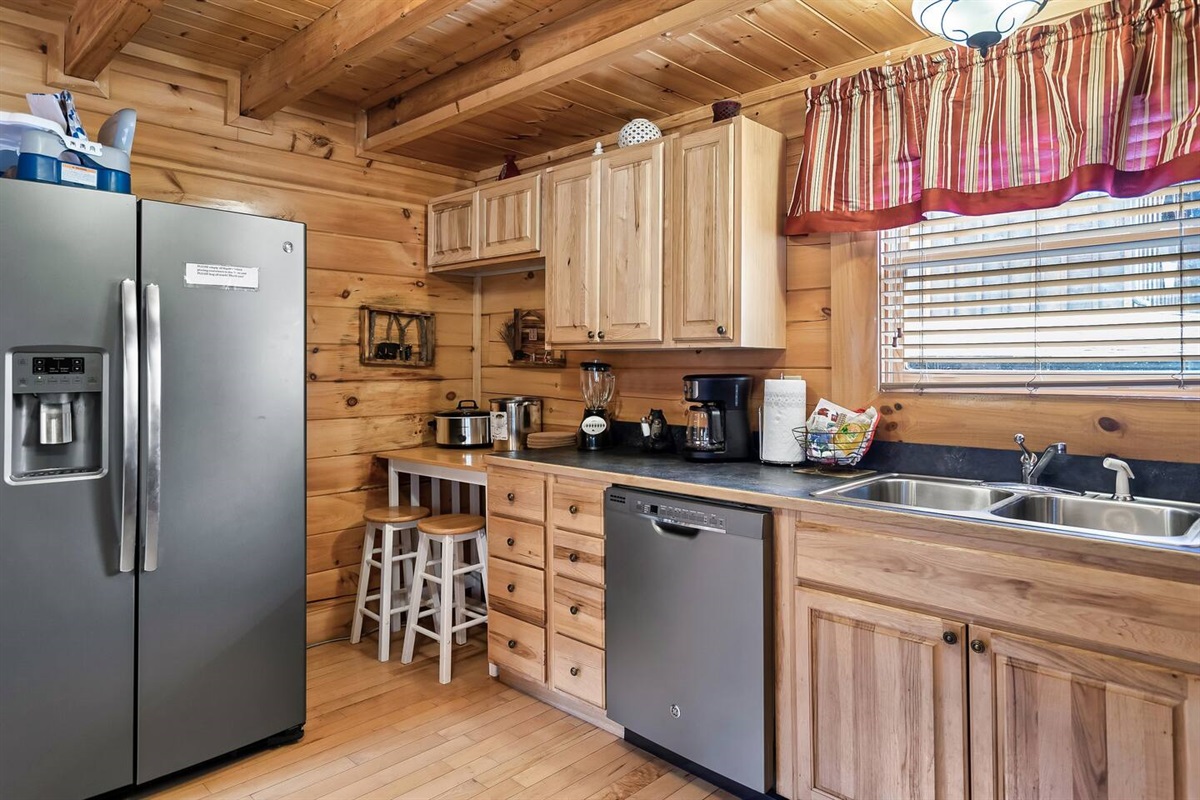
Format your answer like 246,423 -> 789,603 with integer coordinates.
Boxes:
635,499 -> 726,532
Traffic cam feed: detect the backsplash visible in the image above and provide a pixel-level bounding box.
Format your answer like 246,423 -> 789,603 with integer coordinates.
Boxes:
609,422 -> 1200,502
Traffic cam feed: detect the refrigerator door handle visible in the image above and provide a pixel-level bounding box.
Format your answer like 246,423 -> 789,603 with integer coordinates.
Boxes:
119,279 -> 139,573
143,283 -> 163,572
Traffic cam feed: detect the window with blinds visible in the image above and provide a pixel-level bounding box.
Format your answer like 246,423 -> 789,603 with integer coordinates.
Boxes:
878,182 -> 1199,391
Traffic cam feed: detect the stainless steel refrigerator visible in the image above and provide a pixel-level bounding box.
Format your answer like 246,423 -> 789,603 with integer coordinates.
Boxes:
0,179 -> 307,800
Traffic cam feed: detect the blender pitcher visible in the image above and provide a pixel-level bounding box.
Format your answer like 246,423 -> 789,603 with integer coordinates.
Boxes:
578,361 -> 615,450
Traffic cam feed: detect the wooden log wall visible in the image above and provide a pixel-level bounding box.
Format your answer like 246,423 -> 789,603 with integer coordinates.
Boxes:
0,11 -> 473,643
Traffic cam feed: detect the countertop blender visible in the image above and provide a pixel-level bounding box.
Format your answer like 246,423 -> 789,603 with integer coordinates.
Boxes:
578,361 -> 615,450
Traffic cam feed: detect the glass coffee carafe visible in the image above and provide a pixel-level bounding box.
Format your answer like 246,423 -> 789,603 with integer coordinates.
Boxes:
578,361 -> 615,450
685,404 -> 725,452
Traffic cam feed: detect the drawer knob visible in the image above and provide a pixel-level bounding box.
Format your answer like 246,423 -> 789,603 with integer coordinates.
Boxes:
506,492 -> 515,502
970,639 -> 987,654
569,667 -> 580,677
506,583 -> 515,593
942,631 -> 958,646
597,331 -> 605,340
507,639 -> 517,649
569,504 -> 579,515
506,537 -> 515,546
587,330 -> 595,340
568,553 -> 579,563
569,605 -> 580,615
717,325 -> 727,336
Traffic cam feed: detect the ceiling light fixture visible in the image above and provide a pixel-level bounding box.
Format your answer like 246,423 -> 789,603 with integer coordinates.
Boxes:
911,0 -> 1049,56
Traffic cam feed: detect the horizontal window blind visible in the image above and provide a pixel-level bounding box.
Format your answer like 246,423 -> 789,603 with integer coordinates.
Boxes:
878,182 -> 1199,390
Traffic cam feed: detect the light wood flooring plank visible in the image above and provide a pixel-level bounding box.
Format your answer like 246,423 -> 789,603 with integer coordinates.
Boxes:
147,639 -> 714,800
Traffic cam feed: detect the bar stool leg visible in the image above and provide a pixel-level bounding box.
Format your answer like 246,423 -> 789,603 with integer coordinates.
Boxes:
377,524 -> 395,662
349,523 -> 375,645
438,538 -> 455,684
454,541 -> 467,646
400,535 -> 429,665
475,530 -> 488,601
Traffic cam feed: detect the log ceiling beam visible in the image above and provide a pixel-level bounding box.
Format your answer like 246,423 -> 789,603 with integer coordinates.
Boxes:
239,0 -> 471,121
363,0 -> 764,153
64,0 -> 164,80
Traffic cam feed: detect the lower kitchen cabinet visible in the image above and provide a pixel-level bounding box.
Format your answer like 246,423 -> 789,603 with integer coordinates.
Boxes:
969,627 -> 1200,800
794,589 -> 968,800
795,588 -> 1200,800
488,610 -> 546,683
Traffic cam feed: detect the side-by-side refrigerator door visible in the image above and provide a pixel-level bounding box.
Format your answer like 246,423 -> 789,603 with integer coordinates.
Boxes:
136,200 -> 306,783
0,180 -> 137,800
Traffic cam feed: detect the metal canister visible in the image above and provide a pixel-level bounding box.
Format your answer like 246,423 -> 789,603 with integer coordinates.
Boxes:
488,396 -> 543,451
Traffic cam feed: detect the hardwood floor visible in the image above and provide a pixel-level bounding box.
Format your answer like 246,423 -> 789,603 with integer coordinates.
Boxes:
144,636 -> 733,800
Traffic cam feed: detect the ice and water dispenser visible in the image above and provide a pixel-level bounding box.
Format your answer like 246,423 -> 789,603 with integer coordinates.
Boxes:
6,350 -> 106,482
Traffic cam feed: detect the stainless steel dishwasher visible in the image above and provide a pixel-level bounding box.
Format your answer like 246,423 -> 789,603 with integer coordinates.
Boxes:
605,487 -> 773,795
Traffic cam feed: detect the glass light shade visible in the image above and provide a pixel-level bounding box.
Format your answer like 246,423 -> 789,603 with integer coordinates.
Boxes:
911,0 -> 1048,55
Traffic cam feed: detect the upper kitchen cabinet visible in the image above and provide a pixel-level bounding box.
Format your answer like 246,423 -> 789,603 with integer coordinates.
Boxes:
671,118 -> 786,348
545,140 -> 665,348
597,141 -> 665,346
426,174 -> 543,273
545,160 -> 600,346
544,118 -> 784,351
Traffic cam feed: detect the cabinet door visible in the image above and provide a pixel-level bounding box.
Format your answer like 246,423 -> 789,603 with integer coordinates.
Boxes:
427,192 -> 477,266
672,124 -> 735,343
598,141 -> 664,344
478,174 -> 541,259
545,161 -> 599,345
795,589 -> 968,800
969,627 -> 1200,800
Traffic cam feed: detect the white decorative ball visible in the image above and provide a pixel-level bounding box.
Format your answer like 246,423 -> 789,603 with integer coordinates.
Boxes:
617,118 -> 662,148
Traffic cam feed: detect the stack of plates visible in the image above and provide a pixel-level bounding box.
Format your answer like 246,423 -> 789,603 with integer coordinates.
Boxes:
526,431 -> 577,450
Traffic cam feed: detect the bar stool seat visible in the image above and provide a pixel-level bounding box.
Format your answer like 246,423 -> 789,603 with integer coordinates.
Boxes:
364,505 -> 430,524
401,514 -> 489,683
418,513 -> 486,536
350,505 -> 431,661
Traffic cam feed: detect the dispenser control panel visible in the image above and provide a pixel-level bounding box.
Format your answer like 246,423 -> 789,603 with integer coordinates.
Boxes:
11,352 -> 103,394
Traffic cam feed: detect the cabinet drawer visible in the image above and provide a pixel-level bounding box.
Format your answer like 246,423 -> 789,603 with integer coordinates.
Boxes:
488,471 -> 546,523
488,611 -> 545,684
552,576 -> 604,648
551,482 -> 606,537
488,557 -> 546,625
487,516 -> 544,569
552,634 -> 605,708
552,529 -> 605,586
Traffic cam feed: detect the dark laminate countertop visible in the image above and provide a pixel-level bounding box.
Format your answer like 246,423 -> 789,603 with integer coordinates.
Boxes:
490,446 -> 866,505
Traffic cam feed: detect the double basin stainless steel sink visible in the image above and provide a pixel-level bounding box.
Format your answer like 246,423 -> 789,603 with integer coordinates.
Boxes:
813,474 -> 1200,546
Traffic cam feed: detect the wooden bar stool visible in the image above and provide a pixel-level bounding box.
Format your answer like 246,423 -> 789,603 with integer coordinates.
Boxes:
400,513 -> 488,684
350,505 -> 430,662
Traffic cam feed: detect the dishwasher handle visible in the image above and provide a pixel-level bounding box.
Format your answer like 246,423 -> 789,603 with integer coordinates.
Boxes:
651,520 -> 701,539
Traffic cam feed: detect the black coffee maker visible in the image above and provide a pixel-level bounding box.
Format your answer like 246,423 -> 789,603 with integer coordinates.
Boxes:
682,374 -> 753,462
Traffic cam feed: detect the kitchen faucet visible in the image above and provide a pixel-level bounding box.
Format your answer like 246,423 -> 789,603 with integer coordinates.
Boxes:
1014,433 -> 1067,485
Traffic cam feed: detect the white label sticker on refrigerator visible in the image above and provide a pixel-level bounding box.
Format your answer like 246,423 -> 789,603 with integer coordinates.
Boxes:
184,263 -> 260,291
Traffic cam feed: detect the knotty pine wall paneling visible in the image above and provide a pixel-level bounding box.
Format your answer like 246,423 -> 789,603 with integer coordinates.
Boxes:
0,11 -> 474,643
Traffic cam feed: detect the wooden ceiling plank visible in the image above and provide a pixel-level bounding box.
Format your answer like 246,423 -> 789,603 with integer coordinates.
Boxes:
688,14 -> 825,80
363,0 -> 763,151
797,0 -> 928,53
613,49 -> 740,107
195,0 -> 322,33
151,3 -> 290,50
741,0 -> 874,67
574,64 -> 700,117
64,0 -> 167,79
238,0 -> 472,120
647,32 -> 783,94
134,17 -> 265,69
362,0 -> 596,107
548,78 -> 671,123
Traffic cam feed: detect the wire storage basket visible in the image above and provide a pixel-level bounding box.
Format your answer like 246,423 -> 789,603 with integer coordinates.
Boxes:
792,421 -> 877,468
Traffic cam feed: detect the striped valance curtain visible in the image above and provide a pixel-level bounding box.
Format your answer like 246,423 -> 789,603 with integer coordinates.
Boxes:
785,0 -> 1200,235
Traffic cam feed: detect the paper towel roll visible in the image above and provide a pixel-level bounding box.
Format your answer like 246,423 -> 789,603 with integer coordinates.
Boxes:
761,378 -> 807,464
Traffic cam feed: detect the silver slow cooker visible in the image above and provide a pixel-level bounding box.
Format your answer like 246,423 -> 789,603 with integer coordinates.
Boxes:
429,400 -> 492,448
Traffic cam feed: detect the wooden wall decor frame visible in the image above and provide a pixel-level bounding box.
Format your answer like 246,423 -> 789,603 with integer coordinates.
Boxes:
359,306 -> 435,367
501,308 -> 566,367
